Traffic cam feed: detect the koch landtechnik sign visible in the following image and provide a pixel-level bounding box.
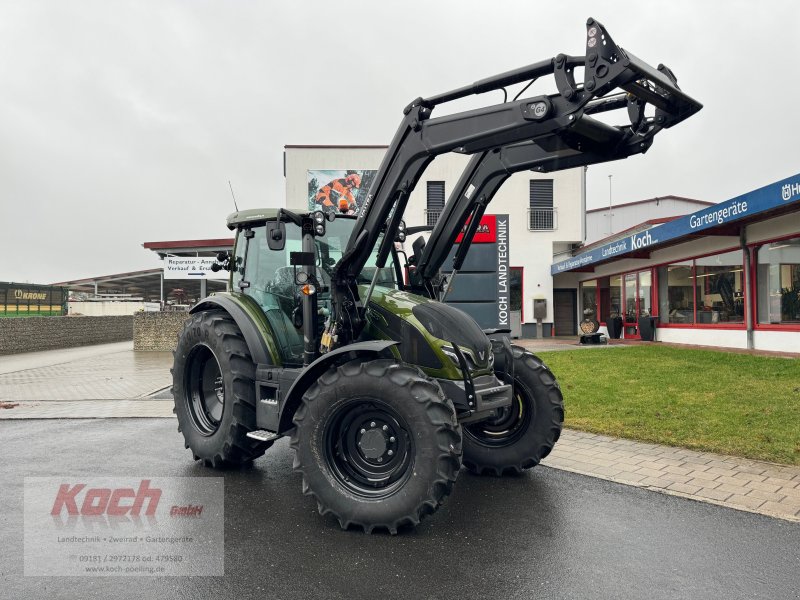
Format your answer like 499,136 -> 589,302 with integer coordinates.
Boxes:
496,215 -> 510,328
551,172 -> 800,275
444,214 -> 510,330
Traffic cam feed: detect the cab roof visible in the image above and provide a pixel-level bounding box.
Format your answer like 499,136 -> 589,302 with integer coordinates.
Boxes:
226,208 -> 283,230
226,208 -> 357,230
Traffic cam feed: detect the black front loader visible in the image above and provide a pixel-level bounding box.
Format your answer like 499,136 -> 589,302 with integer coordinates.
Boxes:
327,17 -> 701,347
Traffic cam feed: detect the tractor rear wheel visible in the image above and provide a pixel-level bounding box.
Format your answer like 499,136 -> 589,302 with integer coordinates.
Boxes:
172,310 -> 272,467
291,359 -> 462,534
462,346 -> 563,475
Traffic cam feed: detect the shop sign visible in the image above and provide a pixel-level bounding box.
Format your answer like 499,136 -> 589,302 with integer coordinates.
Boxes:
164,257 -> 227,281
13,289 -> 48,301
552,171 -> 800,275
782,182 -> 800,202
496,214 -> 510,327
456,215 -> 497,244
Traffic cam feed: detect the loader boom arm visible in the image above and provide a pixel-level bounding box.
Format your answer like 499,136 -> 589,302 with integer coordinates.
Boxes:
329,17 -> 702,348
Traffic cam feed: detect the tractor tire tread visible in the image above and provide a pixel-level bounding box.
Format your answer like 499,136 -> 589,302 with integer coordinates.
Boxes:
290,359 -> 462,535
463,345 -> 563,475
172,310 -> 272,468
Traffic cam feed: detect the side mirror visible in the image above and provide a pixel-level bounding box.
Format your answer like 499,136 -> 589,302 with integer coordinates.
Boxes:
267,221 -> 286,251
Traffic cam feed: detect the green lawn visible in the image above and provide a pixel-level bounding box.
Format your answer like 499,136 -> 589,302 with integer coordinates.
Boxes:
536,346 -> 800,465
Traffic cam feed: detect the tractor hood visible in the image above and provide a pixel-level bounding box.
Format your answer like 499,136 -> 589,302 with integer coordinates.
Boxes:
364,286 -> 492,377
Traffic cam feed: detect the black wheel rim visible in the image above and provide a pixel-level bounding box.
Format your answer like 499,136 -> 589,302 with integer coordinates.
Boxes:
185,345 -> 225,436
465,378 -> 533,448
324,400 -> 414,499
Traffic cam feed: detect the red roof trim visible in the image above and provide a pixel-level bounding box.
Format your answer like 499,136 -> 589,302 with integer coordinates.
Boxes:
142,238 -> 234,250
284,144 -> 389,149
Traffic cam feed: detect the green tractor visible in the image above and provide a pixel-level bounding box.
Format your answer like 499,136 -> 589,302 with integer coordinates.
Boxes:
172,19 -> 701,533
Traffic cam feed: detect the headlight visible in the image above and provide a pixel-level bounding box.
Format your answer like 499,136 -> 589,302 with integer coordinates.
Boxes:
441,346 -> 460,367
440,345 -> 490,371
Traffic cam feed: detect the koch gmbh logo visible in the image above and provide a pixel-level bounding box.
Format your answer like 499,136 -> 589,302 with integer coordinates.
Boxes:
51,480 -> 161,517
24,477 -> 224,576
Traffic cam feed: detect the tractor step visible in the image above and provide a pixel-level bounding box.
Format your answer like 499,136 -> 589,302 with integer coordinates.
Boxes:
246,430 -> 281,442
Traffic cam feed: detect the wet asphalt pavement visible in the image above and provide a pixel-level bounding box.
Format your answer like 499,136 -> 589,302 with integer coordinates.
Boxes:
1,419 -> 798,600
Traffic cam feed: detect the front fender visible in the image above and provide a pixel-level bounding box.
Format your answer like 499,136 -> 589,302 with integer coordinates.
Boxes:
277,340 -> 399,434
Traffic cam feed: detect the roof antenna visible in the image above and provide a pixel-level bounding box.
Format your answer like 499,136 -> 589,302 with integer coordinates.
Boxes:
228,180 -> 240,212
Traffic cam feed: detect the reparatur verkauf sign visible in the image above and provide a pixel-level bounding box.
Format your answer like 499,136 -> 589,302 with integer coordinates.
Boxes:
163,257 -> 227,281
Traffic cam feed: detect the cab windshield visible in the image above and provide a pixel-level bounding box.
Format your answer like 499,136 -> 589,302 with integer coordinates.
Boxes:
231,216 -> 397,365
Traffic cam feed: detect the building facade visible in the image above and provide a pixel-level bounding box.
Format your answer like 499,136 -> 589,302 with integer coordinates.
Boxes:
585,196 -> 714,244
284,145 -> 586,337
553,173 -> 800,352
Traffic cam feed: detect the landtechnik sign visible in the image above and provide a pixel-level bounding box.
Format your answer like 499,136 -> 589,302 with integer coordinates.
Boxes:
444,214 -> 510,329
496,215 -> 510,327
551,172 -> 800,274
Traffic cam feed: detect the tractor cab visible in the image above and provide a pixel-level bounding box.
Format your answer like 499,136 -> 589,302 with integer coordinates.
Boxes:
226,209 -> 398,367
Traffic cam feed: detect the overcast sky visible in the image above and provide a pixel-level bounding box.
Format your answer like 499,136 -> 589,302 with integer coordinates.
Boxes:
2,0 -> 799,284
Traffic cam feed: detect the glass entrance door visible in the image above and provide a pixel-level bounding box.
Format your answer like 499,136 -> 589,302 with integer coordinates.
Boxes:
622,270 -> 653,338
624,273 -> 638,337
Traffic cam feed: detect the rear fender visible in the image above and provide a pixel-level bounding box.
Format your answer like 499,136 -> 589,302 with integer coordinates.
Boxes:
190,294 -> 277,366
277,340 -> 399,434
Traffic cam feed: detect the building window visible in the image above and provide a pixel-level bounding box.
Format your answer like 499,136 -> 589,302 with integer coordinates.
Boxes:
756,236 -> 800,324
657,262 -> 694,324
580,279 -> 597,320
510,267 -> 523,320
656,251 -> 745,325
695,250 -> 744,323
426,181 -> 445,226
529,179 -> 555,230
609,274 -> 623,319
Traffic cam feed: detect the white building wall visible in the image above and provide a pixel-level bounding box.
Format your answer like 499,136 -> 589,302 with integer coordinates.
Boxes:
403,154 -> 471,230
654,328 -> 748,349
586,197 -> 713,244
68,301 -> 160,316
745,212 -> 800,244
753,330 -> 800,353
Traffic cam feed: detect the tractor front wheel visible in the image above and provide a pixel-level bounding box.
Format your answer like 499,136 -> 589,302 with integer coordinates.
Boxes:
172,310 -> 272,467
462,346 -> 563,475
291,359 -> 462,534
